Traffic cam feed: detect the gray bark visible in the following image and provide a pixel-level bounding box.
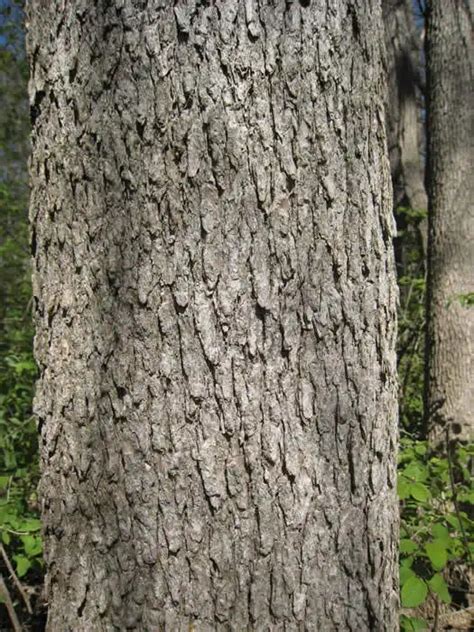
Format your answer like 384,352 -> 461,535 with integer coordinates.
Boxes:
424,0 -> 474,443
383,0 -> 426,213
26,1 -> 398,630
382,0 -> 428,300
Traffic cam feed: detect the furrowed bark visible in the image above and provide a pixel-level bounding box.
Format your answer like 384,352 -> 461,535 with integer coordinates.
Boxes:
26,1 -> 398,630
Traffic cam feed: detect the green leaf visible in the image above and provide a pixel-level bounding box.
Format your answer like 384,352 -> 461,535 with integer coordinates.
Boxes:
410,482 -> 431,502
446,514 -> 471,531
5,514 -> 20,530
20,518 -> 41,532
12,358 -> 36,374
0,506 -> 19,529
1,531 -> 10,545
425,540 -> 448,570
428,573 -> 451,604
431,524 -> 450,543
400,565 -> 415,586
403,463 -> 428,483
400,615 -> 428,631
457,491 -> 474,504
13,555 -> 31,578
398,478 -> 411,500
21,534 -> 42,557
400,539 -> 418,554
401,576 -> 428,608
430,457 -> 447,472
401,557 -> 414,568
4,450 -> 17,469
449,537 -> 464,557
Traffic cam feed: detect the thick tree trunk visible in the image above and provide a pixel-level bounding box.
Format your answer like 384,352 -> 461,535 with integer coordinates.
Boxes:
424,0 -> 474,443
27,2 -> 398,630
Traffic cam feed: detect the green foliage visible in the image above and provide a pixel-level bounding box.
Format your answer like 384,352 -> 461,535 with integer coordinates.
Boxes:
0,202 -> 41,582
0,479 -> 42,578
396,206 -> 473,628
400,614 -> 428,631
395,206 -> 426,434
398,437 -> 474,624
401,575 -> 428,608
0,3 -> 41,593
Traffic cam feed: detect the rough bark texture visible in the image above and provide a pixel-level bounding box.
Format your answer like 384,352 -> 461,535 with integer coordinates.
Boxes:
26,1 -> 398,630
425,0 -> 474,443
383,0 -> 426,213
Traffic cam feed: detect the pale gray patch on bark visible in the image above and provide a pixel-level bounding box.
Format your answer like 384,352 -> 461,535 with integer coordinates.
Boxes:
26,1 -> 399,630
425,0 -> 474,444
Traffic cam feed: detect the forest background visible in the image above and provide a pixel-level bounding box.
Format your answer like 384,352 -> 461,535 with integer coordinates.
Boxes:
0,0 -> 472,630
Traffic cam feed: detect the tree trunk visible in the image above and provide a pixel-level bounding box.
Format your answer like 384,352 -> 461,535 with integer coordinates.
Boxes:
424,0 -> 474,443
26,2 -> 398,630
383,0 -> 426,213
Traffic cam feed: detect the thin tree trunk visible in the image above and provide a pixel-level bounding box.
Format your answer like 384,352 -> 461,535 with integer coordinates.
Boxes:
26,2 -> 398,630
382,0 -> 428,307
383,0 -> 426,213
424,0 -> 474,443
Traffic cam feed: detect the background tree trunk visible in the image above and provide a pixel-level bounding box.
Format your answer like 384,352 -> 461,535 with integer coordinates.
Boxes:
27,2 -> 398,630
424,0 -> 474,443
381,0 -> 427,435
382,0 -> 427,302
383,0 -> 426,213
